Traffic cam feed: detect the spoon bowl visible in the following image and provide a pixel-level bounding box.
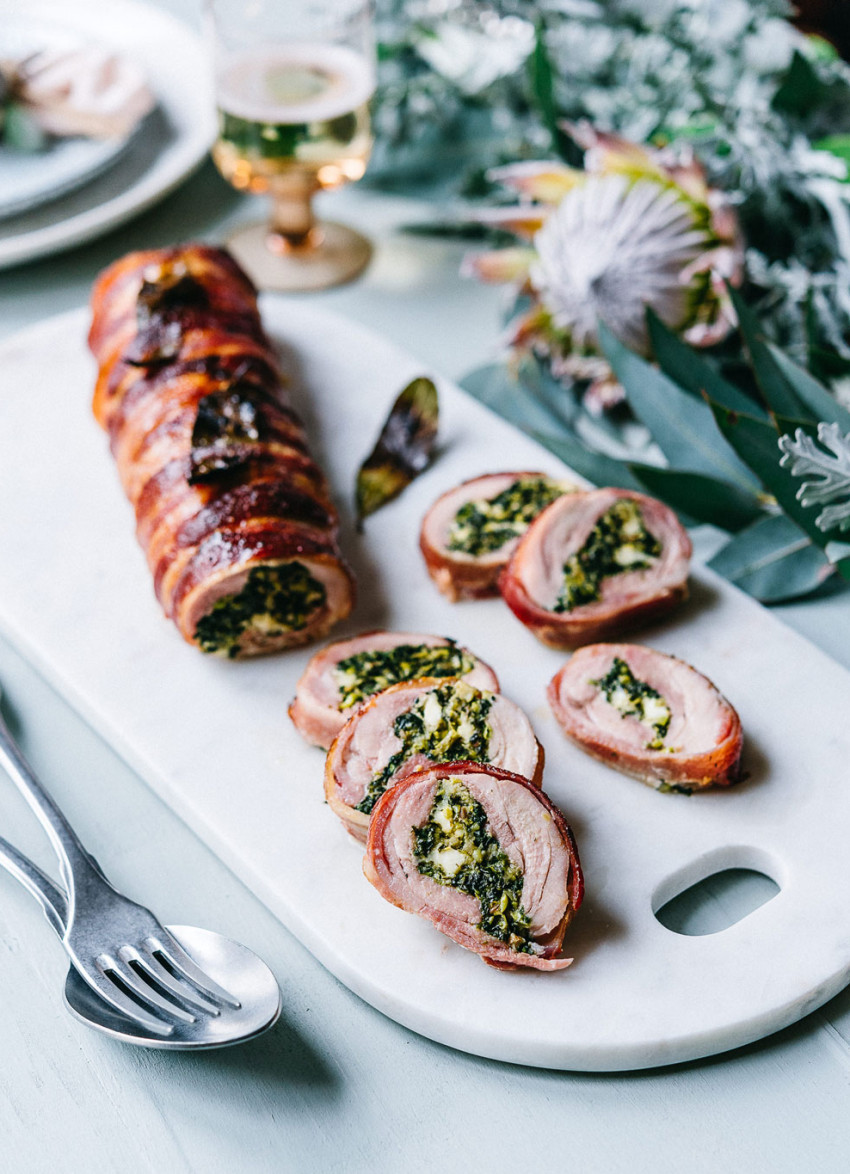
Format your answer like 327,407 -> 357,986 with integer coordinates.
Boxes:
63,924 -> 281,1048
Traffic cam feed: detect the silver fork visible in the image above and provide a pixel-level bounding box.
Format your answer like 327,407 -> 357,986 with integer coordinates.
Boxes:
0,691 -> 274,1039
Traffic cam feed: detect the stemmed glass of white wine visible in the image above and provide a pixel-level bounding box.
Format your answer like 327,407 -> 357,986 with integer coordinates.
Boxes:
207,0 -> 375,291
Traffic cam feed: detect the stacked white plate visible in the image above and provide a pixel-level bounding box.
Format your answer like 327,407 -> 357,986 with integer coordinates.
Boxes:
0,0 -> 215,269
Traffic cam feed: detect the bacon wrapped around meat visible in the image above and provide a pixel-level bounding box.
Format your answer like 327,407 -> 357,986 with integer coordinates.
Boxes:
325,678 -> 543,842
420,471 -> 575,601
364,763 -> 583,970
289,630 -> 500,749
89,244 -> 354,657
499,488 -> 691,648
548,643 -> 743,791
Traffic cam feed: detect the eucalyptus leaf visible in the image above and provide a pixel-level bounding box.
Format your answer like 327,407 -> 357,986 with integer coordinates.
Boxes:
528,23 -> 574,162
356,377 -> 438,525
531,431 -> 646,493
400,221 -> 515,244
826,538 -> 850,560
529,24 -> 556,140
772,49 -> 827,115
460,363 -> 566,436
726,285 -> 811,420
598,320 -> 761,491
646,308 -> 766,417
814,134 -> 850,177
709,403 -> 828,546
627,466 -> 764,532
518,355 -> 580,430
826,542 -> 850,585
766,345 -> 850,430
708,513 -> 834,602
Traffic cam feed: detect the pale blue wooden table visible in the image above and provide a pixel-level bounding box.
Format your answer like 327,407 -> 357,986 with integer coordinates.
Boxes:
3,6 -> 850,1171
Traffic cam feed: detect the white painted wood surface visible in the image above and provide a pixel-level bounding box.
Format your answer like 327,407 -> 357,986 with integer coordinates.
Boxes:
4,0 -> 850,1160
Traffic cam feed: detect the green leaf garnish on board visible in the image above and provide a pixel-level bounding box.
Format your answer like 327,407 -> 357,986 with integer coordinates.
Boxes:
356,377 -> 439,526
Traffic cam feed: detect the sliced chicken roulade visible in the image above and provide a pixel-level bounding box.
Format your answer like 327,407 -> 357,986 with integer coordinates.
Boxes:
289,630 -> 500,749
500,488 -> 691,648
325,678 -> 543,841
420,471 -> 575,601
547,643 -> 743,791
364,763 -> 583,970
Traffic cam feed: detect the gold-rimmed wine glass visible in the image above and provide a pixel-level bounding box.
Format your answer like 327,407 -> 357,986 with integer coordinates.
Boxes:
207,0 -> 375,291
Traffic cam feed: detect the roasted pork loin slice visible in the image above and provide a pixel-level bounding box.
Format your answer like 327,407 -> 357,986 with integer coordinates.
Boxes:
289,630 -> 500,749
89,244 -> 354,657
420,471 -> 575,601
547,643 -> 743,791
499,488 -> 691,648
325,678 -> 543,842
364,763 -> 583,970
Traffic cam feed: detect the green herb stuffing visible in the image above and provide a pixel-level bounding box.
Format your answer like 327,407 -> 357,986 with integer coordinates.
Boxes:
413,776 -> 533,952
592,656 -> 672,751
355,681 -> 493,815
447,476 -> 565,557
555,499 -> 661,612
333,641 -> 476,711
194,563 -> 325,658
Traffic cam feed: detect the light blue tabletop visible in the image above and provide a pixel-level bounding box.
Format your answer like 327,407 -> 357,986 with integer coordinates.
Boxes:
3,6 -> 850,1172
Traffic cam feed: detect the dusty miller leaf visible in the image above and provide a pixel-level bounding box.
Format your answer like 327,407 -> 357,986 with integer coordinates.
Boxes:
779,423 -> 850,533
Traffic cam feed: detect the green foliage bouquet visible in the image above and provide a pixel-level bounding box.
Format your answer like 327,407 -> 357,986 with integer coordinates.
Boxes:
374,1 -> 850,603
376,0 -> 850,371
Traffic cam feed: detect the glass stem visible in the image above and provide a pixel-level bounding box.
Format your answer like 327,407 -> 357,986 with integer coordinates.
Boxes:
268,180 -> 318,252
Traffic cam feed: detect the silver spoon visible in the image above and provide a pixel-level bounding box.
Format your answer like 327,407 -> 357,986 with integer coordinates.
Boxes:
0,837 -> 281,1047
0,696 -> 281,1048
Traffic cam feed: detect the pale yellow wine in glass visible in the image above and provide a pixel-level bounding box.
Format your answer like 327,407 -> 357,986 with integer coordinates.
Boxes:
208,0 -> 375,291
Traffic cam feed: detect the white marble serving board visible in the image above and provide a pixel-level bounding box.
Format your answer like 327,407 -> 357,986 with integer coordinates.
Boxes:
1,303 -> 849,1071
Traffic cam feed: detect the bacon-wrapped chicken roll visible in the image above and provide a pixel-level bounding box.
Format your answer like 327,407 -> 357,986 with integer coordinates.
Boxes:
289,630 -> 499,749
325,678 -> 543,841
89,244 -> 354,657
499,488 -> 690,648
420,472 -> 575,601
548,644 -> 743,791
364,763 -> 583,970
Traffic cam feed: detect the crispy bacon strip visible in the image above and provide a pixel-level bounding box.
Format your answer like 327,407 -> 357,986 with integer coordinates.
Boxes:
364,763 -> 583,970
547,643 -> 743,791
89,244 -> 354,656
289,630 -> 500,750
499,488 -> 691,648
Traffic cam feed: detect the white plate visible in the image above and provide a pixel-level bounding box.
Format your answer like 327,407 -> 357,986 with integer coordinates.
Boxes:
0,16 -> 142,220
1,302 -> 850,1071
0,0 -> 215,269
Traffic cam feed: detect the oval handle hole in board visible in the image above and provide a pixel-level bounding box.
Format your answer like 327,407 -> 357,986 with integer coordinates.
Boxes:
655,868 -> 780,937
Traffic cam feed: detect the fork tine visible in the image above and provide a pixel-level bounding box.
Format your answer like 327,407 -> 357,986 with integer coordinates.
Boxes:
148,933 -> 242,1009
132,945 -> 222,1016
77,963 -> 174,1036
104,953 -> 198,1025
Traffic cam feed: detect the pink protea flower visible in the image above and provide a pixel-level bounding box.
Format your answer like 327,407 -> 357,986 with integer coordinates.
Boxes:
464,124 -> 744,406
